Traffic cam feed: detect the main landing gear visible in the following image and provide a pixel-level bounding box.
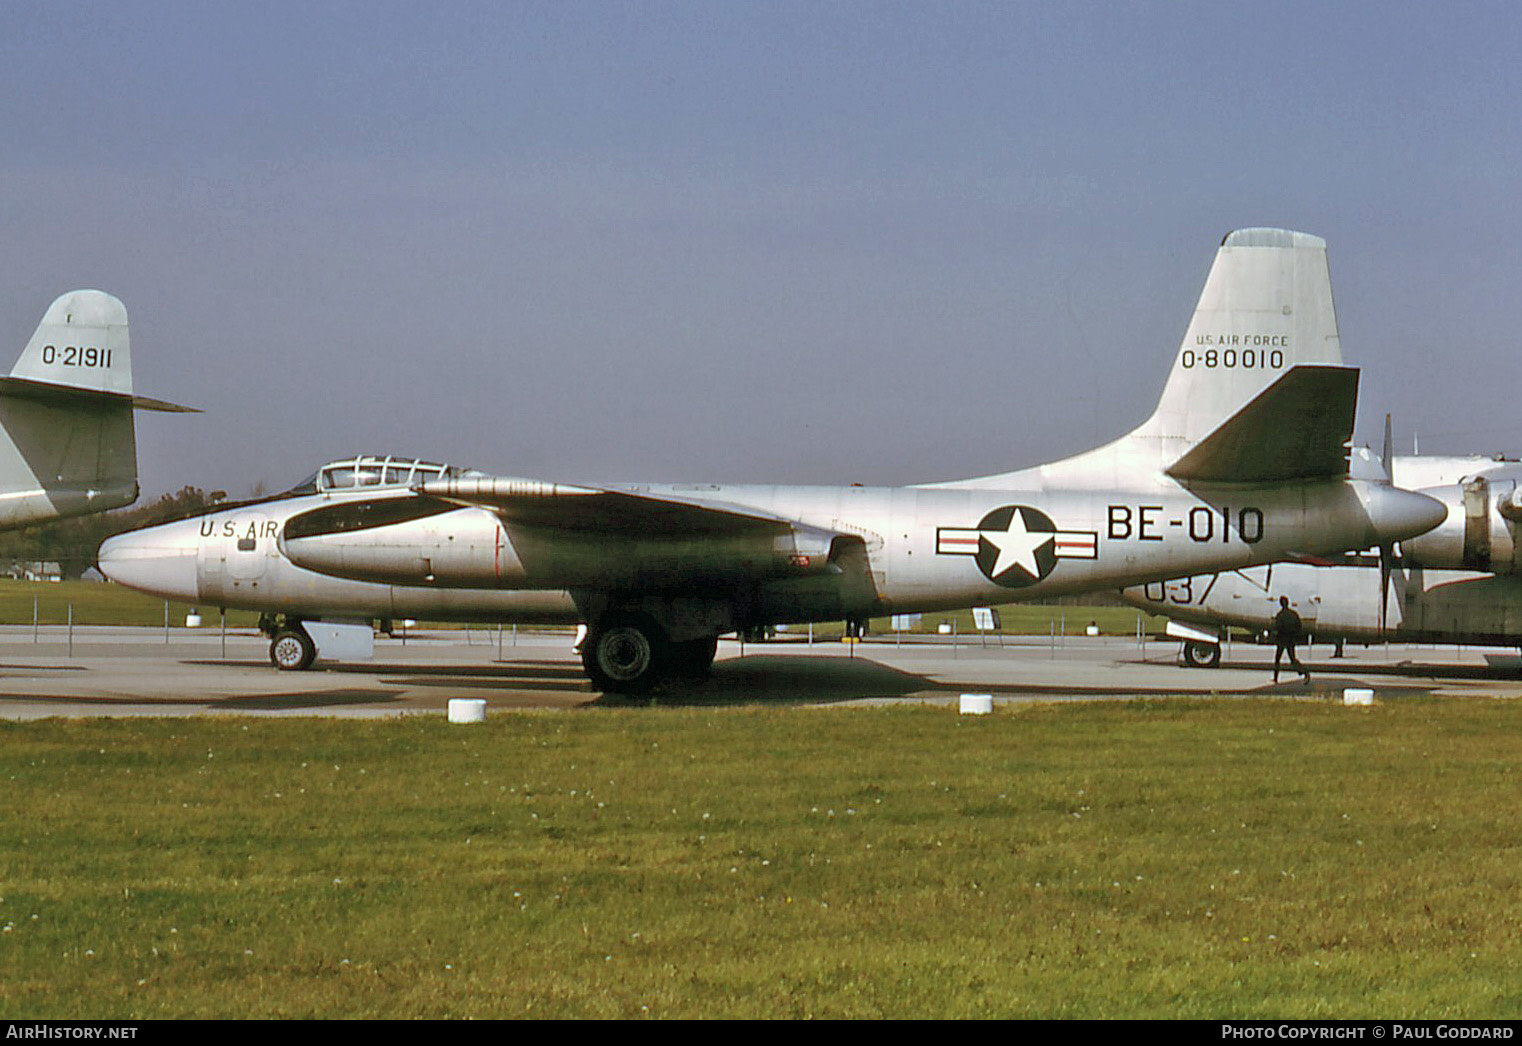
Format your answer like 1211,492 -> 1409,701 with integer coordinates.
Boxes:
580,614 -> 719,694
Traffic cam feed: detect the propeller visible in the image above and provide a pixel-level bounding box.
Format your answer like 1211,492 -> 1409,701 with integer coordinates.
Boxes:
1378,413 -> 1396,635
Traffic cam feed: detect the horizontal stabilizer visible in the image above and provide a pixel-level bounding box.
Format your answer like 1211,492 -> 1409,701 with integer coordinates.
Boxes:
129,394 -> 199,413
1164,364 -> 1358,483
421,476 -> 799,537
0,376 -> 198,412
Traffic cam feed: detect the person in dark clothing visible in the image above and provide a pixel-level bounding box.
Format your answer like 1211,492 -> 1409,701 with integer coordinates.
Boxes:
1273,596 -> 1310,683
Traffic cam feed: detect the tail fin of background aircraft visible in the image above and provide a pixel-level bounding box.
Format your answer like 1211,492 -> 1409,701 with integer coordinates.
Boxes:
11,289 -> 134,397
941,228 -> 1355,489
0,290 -> 181,528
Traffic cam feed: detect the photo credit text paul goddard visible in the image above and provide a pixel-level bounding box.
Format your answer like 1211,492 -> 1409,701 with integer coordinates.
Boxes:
1221,1026 -> 1514,1040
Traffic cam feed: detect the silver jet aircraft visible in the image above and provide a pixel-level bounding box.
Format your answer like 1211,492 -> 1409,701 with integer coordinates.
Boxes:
99,229 -> 1446,691
0,290 -> 191,528
1123,452 -> 1522,664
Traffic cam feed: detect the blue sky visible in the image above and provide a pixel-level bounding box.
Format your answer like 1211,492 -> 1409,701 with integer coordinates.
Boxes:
3,1 -> 1520,496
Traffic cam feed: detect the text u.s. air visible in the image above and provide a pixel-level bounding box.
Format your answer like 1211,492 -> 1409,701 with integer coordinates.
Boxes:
98,229 -> 1446,692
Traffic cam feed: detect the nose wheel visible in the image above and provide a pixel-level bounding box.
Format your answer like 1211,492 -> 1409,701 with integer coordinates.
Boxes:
270,627 -> 317,671
1181,640 -> 1221,668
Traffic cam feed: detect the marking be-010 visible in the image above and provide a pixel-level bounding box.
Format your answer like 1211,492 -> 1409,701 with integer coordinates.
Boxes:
1107,504 -> 1265,544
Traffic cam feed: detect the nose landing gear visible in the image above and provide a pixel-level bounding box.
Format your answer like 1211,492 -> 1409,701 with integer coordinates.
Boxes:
1181,639 -> 1221,668
260,613 -> 317,671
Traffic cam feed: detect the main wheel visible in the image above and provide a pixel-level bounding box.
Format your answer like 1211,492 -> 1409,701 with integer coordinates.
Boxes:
1182,640 -> 1221,668
582,617 -> 669,693
668,636 -> 719,680
270,628 -> 317,671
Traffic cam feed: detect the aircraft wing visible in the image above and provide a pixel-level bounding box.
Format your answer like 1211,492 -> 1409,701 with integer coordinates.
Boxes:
1165,365 -> 1358,484
419,475 -> 806,538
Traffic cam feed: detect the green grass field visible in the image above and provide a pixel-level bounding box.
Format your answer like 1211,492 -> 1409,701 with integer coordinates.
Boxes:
2,699 -> 1520,1019
0,580 -> 258,628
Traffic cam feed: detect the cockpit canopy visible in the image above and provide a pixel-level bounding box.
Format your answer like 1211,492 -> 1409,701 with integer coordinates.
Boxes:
283,455 -> 480,496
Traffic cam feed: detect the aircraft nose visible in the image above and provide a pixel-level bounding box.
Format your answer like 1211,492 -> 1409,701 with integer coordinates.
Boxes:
97,522 -> 200,602
1364,484 -> 1448,546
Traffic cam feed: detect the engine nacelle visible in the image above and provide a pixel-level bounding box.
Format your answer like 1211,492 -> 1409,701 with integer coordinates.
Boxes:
281,501 -> 524,586
1402,475 -> 1521,573
279,497 -> 843,589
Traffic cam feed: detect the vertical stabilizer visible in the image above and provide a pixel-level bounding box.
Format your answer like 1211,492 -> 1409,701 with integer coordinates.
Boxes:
1141,228 -> 1343,453
0,291 -> 139,527
12,290 -> 133,396
939,228 -> 1353,489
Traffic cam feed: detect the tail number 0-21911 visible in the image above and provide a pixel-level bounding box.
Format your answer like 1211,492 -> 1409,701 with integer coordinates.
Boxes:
40,345 -> 113,368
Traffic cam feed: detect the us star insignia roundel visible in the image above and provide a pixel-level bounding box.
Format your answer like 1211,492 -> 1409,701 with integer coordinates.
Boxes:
936,505 -> 1098,588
